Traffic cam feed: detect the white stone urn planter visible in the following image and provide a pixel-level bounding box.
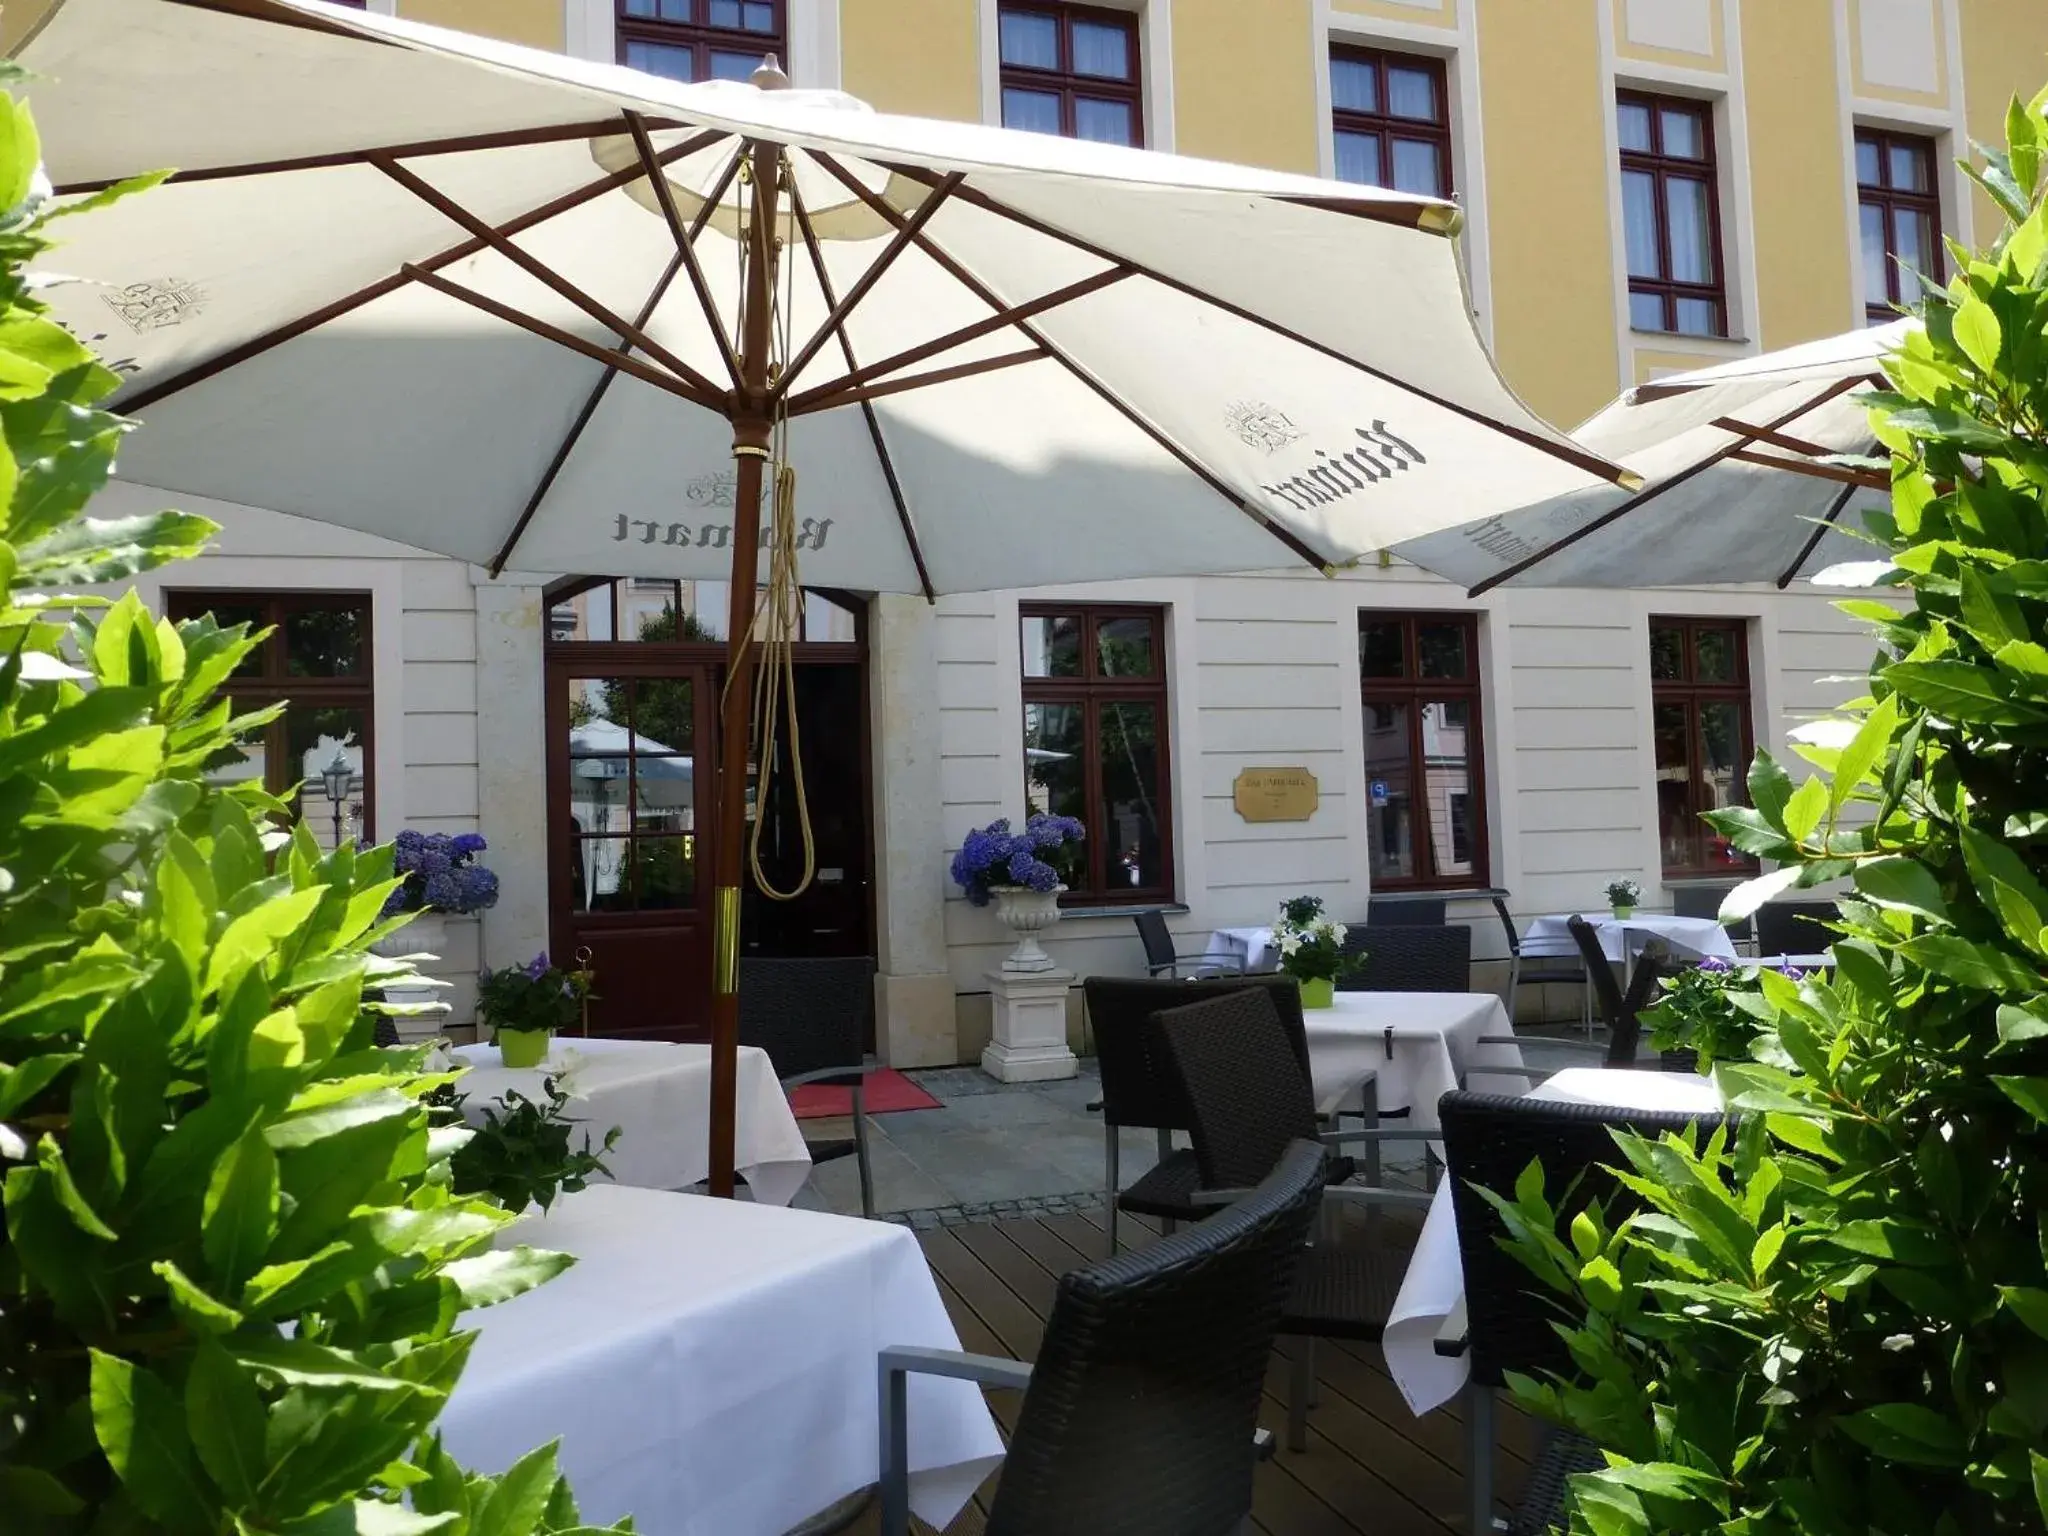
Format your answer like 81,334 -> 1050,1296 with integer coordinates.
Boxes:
991,884 -> 1063,974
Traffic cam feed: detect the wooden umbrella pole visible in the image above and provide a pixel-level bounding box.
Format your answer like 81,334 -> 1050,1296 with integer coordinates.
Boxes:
708,134 -> 781,1198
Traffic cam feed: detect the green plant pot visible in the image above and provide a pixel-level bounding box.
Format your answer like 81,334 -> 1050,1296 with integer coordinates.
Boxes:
1612,905 -> 1634,920
1299,976 -> 1335,1010
496,1027 -> 553,1069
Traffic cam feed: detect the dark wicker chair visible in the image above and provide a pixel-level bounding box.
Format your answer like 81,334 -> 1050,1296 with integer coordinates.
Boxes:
1337,922 -> 1473,992
1081,974 -> 1319,1253
370,1009 -> 401,1049
1366,894 -> 1447,926
1671,883 -> 1754,953
879,1138 -> 1329,1536
1488,895 -> 1590,1028
1133,908 -> 1241,978
1438,1092 -> 1729,1535
1474,923 -> 1675,1088
1754,899 -> 1838,962
1156,988 -> 1434,1452
736,956 -> 877,1218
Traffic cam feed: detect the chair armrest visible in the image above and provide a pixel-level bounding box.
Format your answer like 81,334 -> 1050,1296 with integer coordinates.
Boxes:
1433,1297 -> 1469,1359
1323,1185 -> 1435,1211
880,1347 -> 1032,1536
1479,1034 -> 1603,1056
1085,1099 -> 1103,1114
1179,951 -> 1243,972
1319,1127 -> 1436,1147
781,1056 -> 881,1092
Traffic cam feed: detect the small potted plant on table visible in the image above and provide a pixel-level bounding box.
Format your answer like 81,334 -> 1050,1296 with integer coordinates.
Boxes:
950,814 -> 1086,974
1274,894 -> 1355,1009
1605,878 -> 1641,920
478,951 -> 594,1069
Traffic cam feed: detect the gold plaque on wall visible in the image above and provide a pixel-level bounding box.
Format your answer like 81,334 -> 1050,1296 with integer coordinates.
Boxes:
1233,767 -> 1320,823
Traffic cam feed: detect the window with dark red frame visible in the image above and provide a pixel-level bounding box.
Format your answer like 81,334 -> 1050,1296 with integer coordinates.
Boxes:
1618,92 -> 1726,338
1359,612 -> 1487,890
616,0 -> 783,85
1020,605 -> 1172,903
165,591 -> 376,850
1650,617 -> 1757,877
1329,45 -> 1452,198
998,3 -> 1143,147
1857,127 -> 1942,324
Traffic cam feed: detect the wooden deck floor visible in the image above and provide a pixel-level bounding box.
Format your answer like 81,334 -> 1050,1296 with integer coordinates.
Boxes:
847,1203 -> 1535,1536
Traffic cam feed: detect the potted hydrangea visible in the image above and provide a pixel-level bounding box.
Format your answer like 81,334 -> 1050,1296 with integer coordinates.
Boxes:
374,829 -> 500,960
1273,894 -> 1355,1009
478,951 -> 595,1069
950,814 -> 1086,974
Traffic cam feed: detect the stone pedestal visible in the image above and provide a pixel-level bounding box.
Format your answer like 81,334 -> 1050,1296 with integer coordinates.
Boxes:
980,967 -> 1079,1082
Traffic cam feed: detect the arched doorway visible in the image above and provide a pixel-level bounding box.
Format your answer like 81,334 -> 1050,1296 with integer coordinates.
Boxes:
542,577 -> 871,1040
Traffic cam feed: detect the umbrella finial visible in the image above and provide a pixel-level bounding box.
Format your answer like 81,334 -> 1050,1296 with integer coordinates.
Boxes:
752,54 -> 791,90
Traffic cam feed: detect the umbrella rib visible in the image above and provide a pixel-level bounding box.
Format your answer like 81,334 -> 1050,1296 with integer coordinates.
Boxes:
115,128 -> 727,415
401,261 -> 720,408
1776,478 -> 1863,590
1708,418 -> 1843,459
882,163 -> 1637,491
1465,374 -> 1868,597
786,346 -> 1050,415
625,111 -> 744,391
52,117 -> 686,196
488,249 -> 688,578
372,151 -> 727,402
1728,448 -> 1888,491
782,265 -> 1133,414
785,170 -> 936,602
807,152 -> 1336,575
774,172 -> 966,399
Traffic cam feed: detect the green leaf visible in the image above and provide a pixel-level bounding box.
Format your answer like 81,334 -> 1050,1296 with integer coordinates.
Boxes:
46,167 -> 171,220
202,1124 -> 279,1287
185,1341 -> 266,1508
1839,1402 -> 1969,1466
1955,291 -> 2005,374
1853,855 -> 1948,921
1897,935 -> 2043,991
1995,1077 -> 2048,1123
1783,775 -> 1829,842
281,1504 -> 463,1536
0,97 -> 41,212
1829,694 -> 1900,813
2033,1450 -> 2048,1529
231,1336 -> 419,1391
1960,822 -> 2048,961
1887,658 -> 2048,724
476,1442 -> 564,1536
152,1260 -> 244,1335
1721,865 -> 1807,924
204,886 -> 326,996
1999,1001 -> 2048,1043
90,1351 -> 217,1531
1748,749 -> 1794,827
440,1246 -> 576,1309
2002,1286 -> 2048,1342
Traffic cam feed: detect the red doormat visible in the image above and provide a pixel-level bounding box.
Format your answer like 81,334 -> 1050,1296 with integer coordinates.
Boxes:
790,1068 -> 942,1120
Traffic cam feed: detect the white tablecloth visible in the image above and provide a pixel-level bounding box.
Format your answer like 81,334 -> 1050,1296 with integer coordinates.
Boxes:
1381,1067 -> 1724,1415
1202,925 -> 1280,972
1303,992 -> 1526,1136
1520,912 -> 1738,964
440,1185 -> 1005,1535
453,1038 -> 812,1207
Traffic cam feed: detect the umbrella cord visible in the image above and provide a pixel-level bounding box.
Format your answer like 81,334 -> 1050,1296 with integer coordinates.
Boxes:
742,152 -> 816,901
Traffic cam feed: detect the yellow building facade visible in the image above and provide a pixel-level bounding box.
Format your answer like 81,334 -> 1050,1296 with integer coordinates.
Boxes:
167,0 -> 2048,427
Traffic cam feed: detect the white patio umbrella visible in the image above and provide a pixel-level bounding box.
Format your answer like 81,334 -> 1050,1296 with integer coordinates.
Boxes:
22,0 -> 1631,1194
1398,320 -> 1910,593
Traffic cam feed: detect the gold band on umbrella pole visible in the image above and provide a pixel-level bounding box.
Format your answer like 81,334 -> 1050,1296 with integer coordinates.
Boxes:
713,883 -> 742,994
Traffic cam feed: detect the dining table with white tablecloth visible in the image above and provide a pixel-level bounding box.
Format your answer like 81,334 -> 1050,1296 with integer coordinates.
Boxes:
451,1037 -> 812,1206
1380,1066 -> 1724,1415
1302,991 -> 1529,1142
439,1185 -> 1006,1536
1519,911 -> 1739,966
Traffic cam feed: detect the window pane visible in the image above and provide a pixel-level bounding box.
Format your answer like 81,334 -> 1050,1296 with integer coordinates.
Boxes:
1071,19 -> 1131,80
1002,87 -> 1062,135
708,49 -> 760,81
1364,701 -> 1414,881
289,704 -> 369,851
1856,135 -> 1882,187
622,0 -> 657,17
1096,616 -> 1156,678
1390,138 -> 1444,197
1074,96 -> 1136,145
1335,131 -> 1383,186
1000,8 -> 1059,68
1023,702 -> 1087,882
741,0 -> 775,30
709,0 -> 740,22
1417,621 -> 1468,680
1895,208 -> 1934,297
1622,170 -> 1661,278
1386,64 -> 1438,122
1664,175 -> 1713,284
1649,626 -> 1684,681
576,836 -> 632,912
1674,296 -> 1721,337
1697,702 -> 1748,869
1659,105 -> 1703,159
632,837 -> 697,910
1421,699 -> 1475,880
1629,290 -> 1667,332
1654,702 -> 1697,870
1860,201 -> 1891,311
1889,140 -> 1928,192
285,604 -> 366,677
1331,55 -> 1377,113
1360,619 -> 1406,679
1100,701 -> 1164,891
1694,626 -> 1738,684
625,39 -> 697,81
1617,100 -> 1653,152
1022,613 -> 1082,677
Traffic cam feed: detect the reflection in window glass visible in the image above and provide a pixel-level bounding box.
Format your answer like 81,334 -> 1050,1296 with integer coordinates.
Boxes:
1022,614 -> 1083,678
1360,611 -> 1487,889
999,8 -> 1059,68
1071,18 -> 1131,78
1360,621 -> 1406,678
1074,98 -> 1136,145
1364,700 -> 1414,881
1100,701 -> 1163,891
1003,88 -> 1062,135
